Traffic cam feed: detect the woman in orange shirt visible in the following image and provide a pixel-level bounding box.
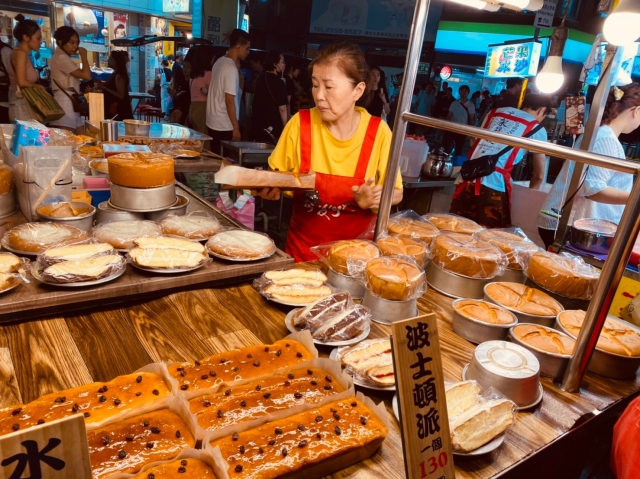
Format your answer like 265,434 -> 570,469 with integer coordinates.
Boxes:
253,43 -> 403,262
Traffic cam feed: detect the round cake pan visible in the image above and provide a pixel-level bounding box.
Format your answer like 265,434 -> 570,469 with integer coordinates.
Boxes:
508,324 -> 572,379
555,313 -> 640,379
89,159 -> 109,178
452,299 -> 517,344
96,201 -> 145,224
36,202 -> 96,232
495,267 -> 526,284
524,278 -> 590,311
327,268 -> 365,299
144,194 -> 190,221
109,182 -> 177,212
427,262 -> 492,299
0,189 -> 16,218
362,289 -> 418,325
465,340 -> 541,407
483,284 -> 558,327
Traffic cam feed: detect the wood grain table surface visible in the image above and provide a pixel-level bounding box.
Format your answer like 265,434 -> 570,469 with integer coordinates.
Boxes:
0,273 -> 638,478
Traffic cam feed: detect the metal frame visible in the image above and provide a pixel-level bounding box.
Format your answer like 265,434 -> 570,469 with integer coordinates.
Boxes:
375,0 -> 640,392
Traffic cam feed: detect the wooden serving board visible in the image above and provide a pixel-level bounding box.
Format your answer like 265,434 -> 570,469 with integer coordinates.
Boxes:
0,183 -> 293,324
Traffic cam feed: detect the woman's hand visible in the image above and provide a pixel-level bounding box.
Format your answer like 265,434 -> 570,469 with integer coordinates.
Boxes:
379,89 -> 385,101
352,178 -> 382,209
251,188 -> 281,201
93,81 -> 103,92
78,47 -> 88,58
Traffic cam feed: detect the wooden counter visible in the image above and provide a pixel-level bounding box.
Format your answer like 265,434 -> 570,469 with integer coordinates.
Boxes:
0,275 -> 638,478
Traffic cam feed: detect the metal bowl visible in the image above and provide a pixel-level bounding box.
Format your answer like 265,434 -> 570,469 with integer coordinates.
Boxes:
427,262 -> 492,299
452,299 -> 517,344
493,267 -> 526,284
123,119 -> 151,136
89,159 -> 109,178
109,182 -> 177,212
556,312 -> 640,379
465,340 -> 541,408
509,324 -> 573,379
36,202 -> 96,232
524,278 -> 590,312
362,290 -> 418,325
569,218 -> 617,255
327,268 -> 365,299
95,201 -> 144,224
144,194 -> 190,221
483,283 -> 561,327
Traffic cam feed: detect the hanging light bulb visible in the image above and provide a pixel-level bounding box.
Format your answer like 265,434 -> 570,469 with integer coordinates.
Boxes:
536,25 -> 568,94
603,0 -> 640,47
447,0 -> 500,11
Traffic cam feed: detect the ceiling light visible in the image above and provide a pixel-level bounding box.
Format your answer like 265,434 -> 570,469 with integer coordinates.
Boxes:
536,25 -> 568,94
603,0 -> 640,47
447,0 -> 500,11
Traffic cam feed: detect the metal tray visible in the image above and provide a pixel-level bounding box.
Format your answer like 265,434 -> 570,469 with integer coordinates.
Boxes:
508,324 -> 572,379
427,262 -> 492,299
109,182 -> 177,212
129,260 -> 208,274
327,268 -> 365,299
452,299 -> 517,344
361,290 -> 417,325
483,284 -> 559,327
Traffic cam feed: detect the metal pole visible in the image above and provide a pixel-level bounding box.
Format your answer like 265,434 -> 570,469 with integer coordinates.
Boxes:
553,45 -> 622,252
374,0 -> 431,239
401,113 -> 636,174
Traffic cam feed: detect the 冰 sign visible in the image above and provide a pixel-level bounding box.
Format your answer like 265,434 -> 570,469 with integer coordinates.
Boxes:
485,41 -> 542,78
392,314 -> 455,479
0,415 -> 91,479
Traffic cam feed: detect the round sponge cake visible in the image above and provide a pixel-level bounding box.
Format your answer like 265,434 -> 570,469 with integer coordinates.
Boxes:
108,152 -> 174,188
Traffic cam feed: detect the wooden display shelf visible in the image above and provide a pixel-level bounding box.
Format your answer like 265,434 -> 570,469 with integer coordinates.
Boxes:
1,262 -> 639,478
0,183 -> 293,323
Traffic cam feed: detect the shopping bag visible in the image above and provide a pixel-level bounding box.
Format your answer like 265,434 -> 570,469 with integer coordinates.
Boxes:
215,190 -> 255,230
20,86 -> 65,122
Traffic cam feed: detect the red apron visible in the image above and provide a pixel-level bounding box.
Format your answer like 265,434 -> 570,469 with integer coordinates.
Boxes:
285,109 -> 381,263
452,110 -> 539,204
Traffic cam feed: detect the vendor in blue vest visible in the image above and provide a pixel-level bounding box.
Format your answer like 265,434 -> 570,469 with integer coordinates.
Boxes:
449,94 -> 552,228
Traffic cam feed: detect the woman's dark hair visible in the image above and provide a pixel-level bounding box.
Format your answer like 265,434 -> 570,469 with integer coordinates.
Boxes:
53,26 -> 78,48
369,65 -> 388,103
14,14 -> 40,43
264,50 -> 283,72
185,45 -> 216,79
114,24 -> 126,36
310,42 -> 370,107
161,59 -> 169,67
602,83 -> 640,125
110,50 -> 130,84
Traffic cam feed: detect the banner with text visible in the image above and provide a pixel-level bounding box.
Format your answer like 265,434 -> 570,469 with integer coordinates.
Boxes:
202,0 -> 240,46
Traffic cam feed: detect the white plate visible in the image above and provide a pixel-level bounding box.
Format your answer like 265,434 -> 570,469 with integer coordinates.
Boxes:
130,261 -> 207,274
1,239 -> 40,257
207,247 -> 275,262
392,393 -> 505,456
330,347 -> 396,391
32,266 -> 126,288
0,279 -> 21,294
284,309 -> 370,347
461,364 -> 544,411
174,154 -> 201,160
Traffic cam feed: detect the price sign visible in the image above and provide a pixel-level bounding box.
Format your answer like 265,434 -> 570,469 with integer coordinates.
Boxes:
0,415 -> 92,479
534,0 -> 558,29
392,314 -> 455,479
417,63 -> 431,75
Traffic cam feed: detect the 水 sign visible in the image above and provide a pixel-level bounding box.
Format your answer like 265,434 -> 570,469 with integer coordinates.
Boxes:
392,314 -> 455,479
0,415 -> 91,479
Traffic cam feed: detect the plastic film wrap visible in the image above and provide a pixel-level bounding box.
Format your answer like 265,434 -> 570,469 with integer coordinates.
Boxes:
475,227 -> 542,271
37,239 -> 116,267
2,222 -> 87,254
311,239 -> 380,276
126,235 -> 209,271
337,338 -> 394,387
431,232 -> 508,279
160,211 -> 223,240
33,252 -> 127,284
360,255 -> 427,301
424,212 -> 484,235
206,228 -> 276,260
387,209 -> 440,247
376,232 -> 429,268
526,251 -> 600,300
253,268 -> 332,305
92,220 -> 162,251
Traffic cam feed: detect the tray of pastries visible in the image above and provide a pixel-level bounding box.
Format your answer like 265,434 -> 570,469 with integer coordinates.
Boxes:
285,292 -> 371,346
160,214 -> 222,241
128,236 -> 209,273
255,268 -> 332,306
331,338 -> 395,390
33,253 -> 126,286
206,229 -> 276,261
2,223 -> 88,255
92,220 -> 163,251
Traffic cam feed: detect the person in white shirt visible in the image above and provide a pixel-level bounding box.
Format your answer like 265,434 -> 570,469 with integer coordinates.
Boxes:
206,28 -> 250,154
537,83 -> 640,249
50,26 -> 91,133
415,82 -> 436,136
450,94 -> 551,228
444,84 -> 475,155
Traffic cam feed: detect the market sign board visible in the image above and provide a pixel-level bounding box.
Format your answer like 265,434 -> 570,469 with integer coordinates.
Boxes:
0,415 -> 91,479
417,63 -> 430,75
62,7 -> 106,46
310,0 -> 415,40
485,41 -> 542,78
163,0 -> 191,14
391,314 -> 455,479
534,0 -> 558,29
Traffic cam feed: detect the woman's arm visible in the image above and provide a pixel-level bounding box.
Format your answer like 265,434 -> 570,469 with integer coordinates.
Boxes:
12,49 -> 43,89
69,47 -> 91,81
381,90 -> 390,116
352,179 -> 403,209
586,187 -> 629,205
279,105 -> 287,127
